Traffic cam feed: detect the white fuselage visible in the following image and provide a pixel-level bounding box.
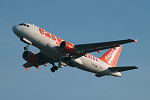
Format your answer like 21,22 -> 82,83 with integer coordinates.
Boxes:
12,23 -> 121,77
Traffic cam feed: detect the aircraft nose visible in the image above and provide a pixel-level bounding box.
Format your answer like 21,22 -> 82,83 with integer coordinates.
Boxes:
12,25 -> 17,33
12,25 -> 19,33
12,25 -> 21,37
12,25 -> 22,37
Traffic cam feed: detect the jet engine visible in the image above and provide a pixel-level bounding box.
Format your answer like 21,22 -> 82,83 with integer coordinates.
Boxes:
59,41 -> 76,54
22,51 -> 39,63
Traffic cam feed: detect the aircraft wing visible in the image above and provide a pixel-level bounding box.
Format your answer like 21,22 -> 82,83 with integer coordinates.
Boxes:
22,51 -> 50,69
73,39 -> 136,58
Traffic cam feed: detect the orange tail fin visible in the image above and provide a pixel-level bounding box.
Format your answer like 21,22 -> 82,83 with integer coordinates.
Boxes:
99,45 -> 122,67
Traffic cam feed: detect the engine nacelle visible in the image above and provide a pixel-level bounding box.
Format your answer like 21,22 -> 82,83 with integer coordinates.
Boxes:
59,41 -> 76,54
22,51 -> 39,63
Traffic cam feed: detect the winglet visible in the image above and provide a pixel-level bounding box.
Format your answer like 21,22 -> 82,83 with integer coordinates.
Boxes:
134,39 -> 138,43
25,67 -> 27,70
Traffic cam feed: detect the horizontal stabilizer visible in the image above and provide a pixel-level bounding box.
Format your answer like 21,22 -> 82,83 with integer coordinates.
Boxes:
109,66 -> 138,72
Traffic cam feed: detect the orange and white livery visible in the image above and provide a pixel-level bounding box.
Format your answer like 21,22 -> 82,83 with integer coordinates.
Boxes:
12,23 -> 138,77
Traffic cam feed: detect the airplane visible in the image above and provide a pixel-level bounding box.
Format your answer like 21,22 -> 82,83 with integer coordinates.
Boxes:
12,23 -> 138,77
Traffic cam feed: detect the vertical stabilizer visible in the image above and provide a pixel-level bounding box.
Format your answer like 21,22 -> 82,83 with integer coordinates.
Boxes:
99,45 -> 122,67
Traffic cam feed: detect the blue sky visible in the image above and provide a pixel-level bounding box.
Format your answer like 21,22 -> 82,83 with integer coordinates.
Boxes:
0,0 -> 150,100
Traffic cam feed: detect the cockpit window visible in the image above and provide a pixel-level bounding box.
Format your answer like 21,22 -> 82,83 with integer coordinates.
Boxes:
19,23 -> 29,27
19,23 -> 24,25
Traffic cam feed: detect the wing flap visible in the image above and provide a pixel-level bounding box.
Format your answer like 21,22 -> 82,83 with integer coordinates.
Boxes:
109,66 -> 138,72
23,62 -> 33,68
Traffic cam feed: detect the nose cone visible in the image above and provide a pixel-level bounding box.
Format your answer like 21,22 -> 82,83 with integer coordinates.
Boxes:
12,25 -> 18,34
12,25 -> 22,38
